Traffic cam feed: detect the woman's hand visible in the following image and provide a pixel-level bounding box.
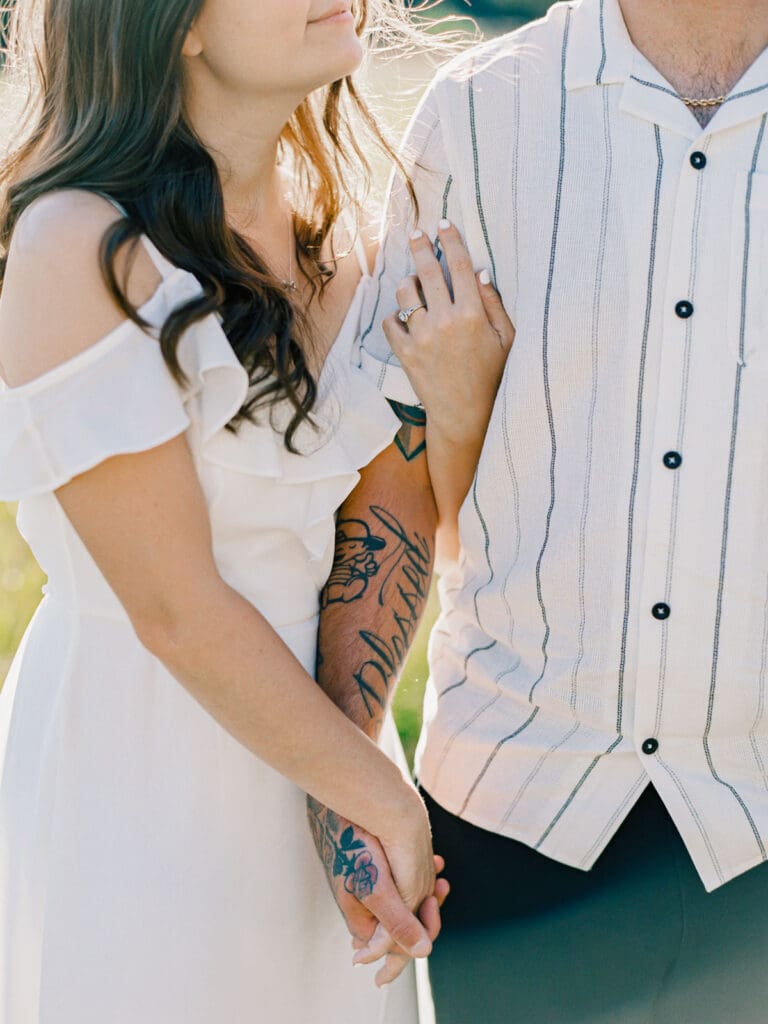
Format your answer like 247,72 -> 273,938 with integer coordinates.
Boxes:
351,857 -> 450,987
377,785 -> 438,932
367,789 -> 449,985
310,784 -> 441,986
382,220 -> 515,447
308,796 -> 448,985
382,221 -> 515,565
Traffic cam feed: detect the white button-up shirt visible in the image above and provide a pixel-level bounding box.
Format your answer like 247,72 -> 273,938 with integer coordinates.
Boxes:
359,0 -> 768,891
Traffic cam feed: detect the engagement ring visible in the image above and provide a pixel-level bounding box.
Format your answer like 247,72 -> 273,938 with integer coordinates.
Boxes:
397,303 -> 426,324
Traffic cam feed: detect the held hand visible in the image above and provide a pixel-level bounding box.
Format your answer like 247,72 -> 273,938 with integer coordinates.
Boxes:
352,861 -> 450,987
382,220 -> 515,446
307,797 -> 442,975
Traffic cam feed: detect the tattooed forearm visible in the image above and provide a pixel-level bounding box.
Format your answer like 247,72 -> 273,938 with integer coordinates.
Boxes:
310,439 -> 435,920
352,507 -> 431,718
307,796 -> 379,900
316,426 -> 436,742
389,400 -> 427,462
320,503 -> 432,722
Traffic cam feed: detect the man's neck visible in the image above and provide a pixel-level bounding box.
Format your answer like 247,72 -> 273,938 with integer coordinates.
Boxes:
619,0 -> 768,125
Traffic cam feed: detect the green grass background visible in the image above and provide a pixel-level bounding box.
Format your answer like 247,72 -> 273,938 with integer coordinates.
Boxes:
0,8 -> 534,764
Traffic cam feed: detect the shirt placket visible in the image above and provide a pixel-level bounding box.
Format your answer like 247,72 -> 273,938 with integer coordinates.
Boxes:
633,135 -> 711,764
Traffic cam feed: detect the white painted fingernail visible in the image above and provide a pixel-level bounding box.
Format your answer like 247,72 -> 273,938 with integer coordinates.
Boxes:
479,269 -> 491,286
410,229 -> 423,241
438,219 -> 451,230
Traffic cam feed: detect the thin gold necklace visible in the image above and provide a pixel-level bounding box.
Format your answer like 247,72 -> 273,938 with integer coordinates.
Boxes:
229,202 -> 297,290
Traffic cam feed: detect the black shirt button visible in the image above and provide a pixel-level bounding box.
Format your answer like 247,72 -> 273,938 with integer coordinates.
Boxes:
675,300 -> 694,319
663,451 -> 683,469
652,602 -> 671,621
690,151 -> 707,170
642,738 -> 659,755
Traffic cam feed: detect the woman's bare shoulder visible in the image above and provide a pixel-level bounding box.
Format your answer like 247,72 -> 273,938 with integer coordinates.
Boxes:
0,190 -> 161,387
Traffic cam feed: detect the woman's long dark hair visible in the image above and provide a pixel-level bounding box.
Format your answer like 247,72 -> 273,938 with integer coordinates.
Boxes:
0,0 -> 441,449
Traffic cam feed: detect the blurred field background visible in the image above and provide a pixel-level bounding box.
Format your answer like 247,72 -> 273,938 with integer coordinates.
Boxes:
0,1 -> 548,765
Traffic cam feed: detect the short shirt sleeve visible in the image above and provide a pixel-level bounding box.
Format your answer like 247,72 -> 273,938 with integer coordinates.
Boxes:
357,81 -> 463,408
0,267 -> 248,501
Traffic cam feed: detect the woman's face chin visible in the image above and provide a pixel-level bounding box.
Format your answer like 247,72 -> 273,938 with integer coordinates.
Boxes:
304,4 -> 364,86
187,0 -> 364,100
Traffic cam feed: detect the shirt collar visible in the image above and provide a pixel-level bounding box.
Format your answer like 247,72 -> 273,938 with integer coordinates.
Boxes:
565,0 -> 634,92
564,0 -> 768,140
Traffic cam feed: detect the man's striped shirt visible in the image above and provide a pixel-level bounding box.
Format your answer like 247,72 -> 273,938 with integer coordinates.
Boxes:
358,0 -> 768,891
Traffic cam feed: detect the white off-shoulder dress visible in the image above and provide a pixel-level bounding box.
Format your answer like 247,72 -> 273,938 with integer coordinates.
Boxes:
0,229 -> 420,1023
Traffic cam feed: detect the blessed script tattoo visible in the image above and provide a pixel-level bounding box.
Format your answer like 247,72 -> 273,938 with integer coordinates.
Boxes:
307,796 -> 379,900
321,504 -> 432,720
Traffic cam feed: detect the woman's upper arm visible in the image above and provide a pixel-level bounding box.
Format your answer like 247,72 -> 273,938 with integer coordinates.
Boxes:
0,190 -> 222,637
54,434 -> 224,649
0,189 -> 160,386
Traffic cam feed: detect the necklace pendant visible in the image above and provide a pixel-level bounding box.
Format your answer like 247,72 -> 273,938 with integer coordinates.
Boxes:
284,280 -> 297,292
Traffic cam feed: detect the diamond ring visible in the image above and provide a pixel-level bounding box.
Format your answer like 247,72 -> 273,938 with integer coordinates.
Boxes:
397,303 -> 427,325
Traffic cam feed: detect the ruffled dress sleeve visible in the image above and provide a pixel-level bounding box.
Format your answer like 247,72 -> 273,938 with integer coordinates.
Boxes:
0,256 -> 248,503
